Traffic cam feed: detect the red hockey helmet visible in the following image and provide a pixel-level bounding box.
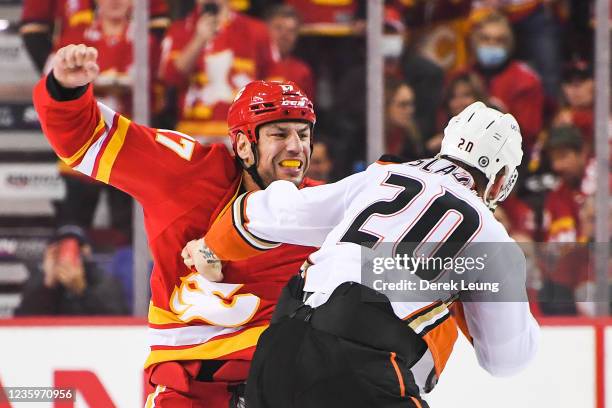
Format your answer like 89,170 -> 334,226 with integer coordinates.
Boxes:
227,80 -> 316,147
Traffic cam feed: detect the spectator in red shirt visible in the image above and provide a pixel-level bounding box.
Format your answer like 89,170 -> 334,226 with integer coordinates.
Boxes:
495,192 -> 537,241
554,60 -> 594,153
20,0 -> 168,73
159,0 -> 275,140
543,125 -> 594,243
20,0 -> 93,72
265,5 -> 315,100
471,1 -> 562,98
51,0 -> 160,117
464,11 -> 545,155
539,126 -> 611,315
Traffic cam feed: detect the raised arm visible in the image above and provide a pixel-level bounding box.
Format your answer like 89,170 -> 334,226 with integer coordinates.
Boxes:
34,44 -> 218,208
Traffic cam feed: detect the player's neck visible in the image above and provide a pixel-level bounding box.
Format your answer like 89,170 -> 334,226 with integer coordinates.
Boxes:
445,158 -> 487,196
242,171 -> 262,192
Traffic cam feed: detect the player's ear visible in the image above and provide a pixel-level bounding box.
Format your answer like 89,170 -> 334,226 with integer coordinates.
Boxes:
235,132 -> 255,167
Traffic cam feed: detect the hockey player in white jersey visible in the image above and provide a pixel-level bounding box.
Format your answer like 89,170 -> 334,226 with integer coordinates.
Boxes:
183,102 -> 540,408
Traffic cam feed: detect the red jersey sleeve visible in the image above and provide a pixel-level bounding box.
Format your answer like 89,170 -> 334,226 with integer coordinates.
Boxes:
33,75 -> 229,208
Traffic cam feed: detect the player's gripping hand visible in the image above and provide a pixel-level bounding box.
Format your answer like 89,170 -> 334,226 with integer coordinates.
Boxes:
52,44 -> 100,89
182,238 -> 224,282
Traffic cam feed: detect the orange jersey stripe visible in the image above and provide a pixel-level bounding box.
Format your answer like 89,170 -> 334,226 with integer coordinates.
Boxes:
206,193 -> 272,260
421,316 -> 458,377
450,301 -> 473,343
389,352 -> 406,397
410,396 -> 424,408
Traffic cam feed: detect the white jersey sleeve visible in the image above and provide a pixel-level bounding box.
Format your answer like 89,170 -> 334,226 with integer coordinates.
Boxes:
461,243 -> 540,377
204,172 -> 365,260
242,174 -> 364,247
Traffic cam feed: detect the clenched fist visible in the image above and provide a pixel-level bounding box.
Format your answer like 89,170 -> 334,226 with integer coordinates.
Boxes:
182,238 -> 224,282
53,44 -> 100,89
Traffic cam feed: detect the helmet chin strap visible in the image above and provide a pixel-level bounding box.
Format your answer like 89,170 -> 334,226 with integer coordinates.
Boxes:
237,142 -> 267,190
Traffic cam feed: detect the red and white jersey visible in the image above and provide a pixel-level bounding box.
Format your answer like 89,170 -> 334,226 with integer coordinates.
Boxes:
159,11 -> 275,138
33,76 -> 319,376
51,20 -> 161,117
20,0 -> 168,33
543,159 -> 597,242
206,156 -> 539,391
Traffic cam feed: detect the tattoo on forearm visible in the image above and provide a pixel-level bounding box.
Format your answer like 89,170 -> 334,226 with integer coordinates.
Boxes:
198,246 -> 219,264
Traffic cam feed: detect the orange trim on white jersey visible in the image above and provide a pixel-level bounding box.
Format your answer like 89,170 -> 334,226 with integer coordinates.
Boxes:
206,192 -> 280,260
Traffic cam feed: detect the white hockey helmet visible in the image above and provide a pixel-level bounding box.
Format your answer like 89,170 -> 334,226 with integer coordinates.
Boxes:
440,101 -> 523,209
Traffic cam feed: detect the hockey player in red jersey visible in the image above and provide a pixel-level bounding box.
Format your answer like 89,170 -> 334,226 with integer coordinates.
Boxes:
33,43 -> 320,407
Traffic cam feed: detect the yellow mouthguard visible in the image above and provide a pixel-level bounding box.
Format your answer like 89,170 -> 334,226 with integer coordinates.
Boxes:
280,160 -> 301,168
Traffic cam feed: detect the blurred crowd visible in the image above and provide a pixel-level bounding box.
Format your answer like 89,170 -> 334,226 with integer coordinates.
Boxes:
15,0 -> 611,316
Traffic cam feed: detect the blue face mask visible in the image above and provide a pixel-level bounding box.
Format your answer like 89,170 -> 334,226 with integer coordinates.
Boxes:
476,46 -> 508,68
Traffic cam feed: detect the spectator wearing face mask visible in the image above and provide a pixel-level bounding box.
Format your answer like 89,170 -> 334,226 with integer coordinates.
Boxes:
458,11 -> 544,156
334,6 -> 440,175
265,5 -> 315,100
471,0 -> 562,99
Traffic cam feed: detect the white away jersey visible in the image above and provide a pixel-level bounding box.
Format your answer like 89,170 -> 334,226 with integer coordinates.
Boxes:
205,156 -> 540,391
